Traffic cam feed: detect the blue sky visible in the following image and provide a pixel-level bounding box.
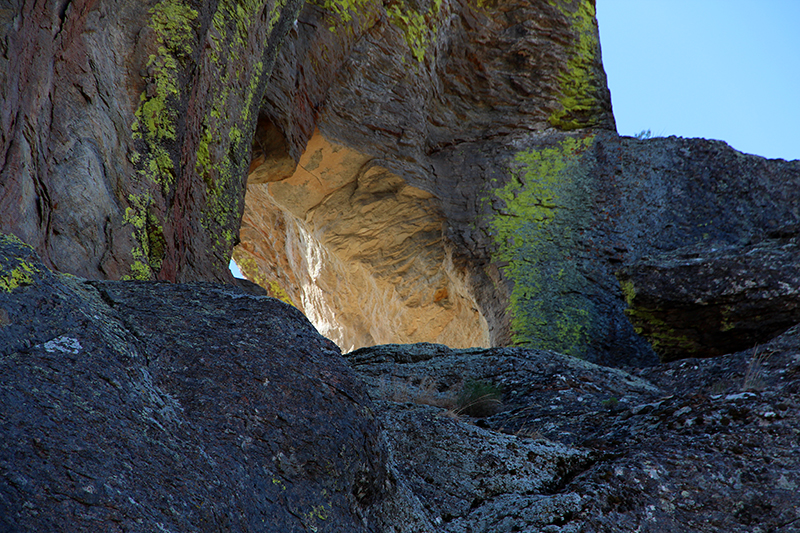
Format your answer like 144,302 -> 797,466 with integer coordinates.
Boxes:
596,1 -> 800,161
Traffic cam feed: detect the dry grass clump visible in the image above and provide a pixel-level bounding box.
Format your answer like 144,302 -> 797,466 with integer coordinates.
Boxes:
378,376 -> 503,418
742,344 -> 768,392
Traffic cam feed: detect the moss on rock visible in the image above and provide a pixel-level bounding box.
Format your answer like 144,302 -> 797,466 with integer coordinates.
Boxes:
483,136 -> 596,357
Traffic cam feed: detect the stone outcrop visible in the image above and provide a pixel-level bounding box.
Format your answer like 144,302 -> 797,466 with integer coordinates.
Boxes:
5,0 -> 798,363
0,234 -> 434,532
346,335 -> 800,532
4,235 -> 800,531
618,232 -> 800,362
237,0 -> 800,362
0,0 -> 303,282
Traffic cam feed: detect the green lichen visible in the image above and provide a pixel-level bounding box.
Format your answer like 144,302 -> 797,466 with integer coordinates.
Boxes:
232,252 -> 296,306
125,0 -> 198,280
196,0 -> 284,258
0,259 -> 38,292
121,194 -> 165,280
313,0 -> 370,28
619,278 -> 636,307
483,136 -> 595,357
547,0 -> 603,130
624,305 -> 698,357
0,234 -> 39,291
316,0 -> 440,62
300,502 -> 331,533
386,3 -> 436,63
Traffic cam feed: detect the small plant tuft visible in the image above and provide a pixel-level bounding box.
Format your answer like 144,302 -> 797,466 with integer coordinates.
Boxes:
455,379 -> 503,417
742,345 -> 767,392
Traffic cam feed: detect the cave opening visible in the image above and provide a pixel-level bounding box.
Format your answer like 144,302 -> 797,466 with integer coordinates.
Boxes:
233,115 -> 490,352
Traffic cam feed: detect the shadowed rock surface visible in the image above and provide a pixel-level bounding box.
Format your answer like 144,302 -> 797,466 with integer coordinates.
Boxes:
618,232 -> 800,362
4,234 -> 800,531
347,336 -> 800,532
0,234 -> 432,532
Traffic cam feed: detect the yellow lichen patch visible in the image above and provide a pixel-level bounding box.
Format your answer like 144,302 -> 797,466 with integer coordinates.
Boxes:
0,262 -> 37,292
232,252 -> 296,307
482,135 -> 595,356
547,0 -> 603,130
0,234 -> 40,291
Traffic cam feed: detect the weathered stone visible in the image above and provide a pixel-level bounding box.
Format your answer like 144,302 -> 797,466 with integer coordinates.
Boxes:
617,234 -> 800,362
0,234 -> 432,532
0,0 -> 304,282
347,332 -> 800,532
240,0 -> 800,365
236,134 -> 490,352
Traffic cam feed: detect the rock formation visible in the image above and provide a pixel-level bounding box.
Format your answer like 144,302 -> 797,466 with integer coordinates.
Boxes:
0,234 -> 434,532
3,0 -> 800,530
618,231 -> 800,362
4,236 -> 800,532
0,0 -> 303,282
235,0 -> 800,362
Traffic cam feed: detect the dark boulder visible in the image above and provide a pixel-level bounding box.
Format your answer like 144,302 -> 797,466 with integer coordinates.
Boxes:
617,233 -> 800,362
0,233 -> 428,532
347,333 -> 800,532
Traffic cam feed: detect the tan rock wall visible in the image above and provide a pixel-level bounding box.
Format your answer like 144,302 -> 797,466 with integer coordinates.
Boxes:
236,131 -> 489,351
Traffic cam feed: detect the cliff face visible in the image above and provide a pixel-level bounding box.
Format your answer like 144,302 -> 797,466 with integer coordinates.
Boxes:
237,0 -> 800,361
0,0 -> 303,282
3,0 -> 800,531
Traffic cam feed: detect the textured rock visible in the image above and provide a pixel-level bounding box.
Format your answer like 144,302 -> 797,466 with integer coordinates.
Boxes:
347,334 -> 800,532
0,0 -> 303,282
235,0 -> 615,354
236,134 -> 490,352
240,0 -> 800,364
0,234 -> 432,532
617,233 -> 800,362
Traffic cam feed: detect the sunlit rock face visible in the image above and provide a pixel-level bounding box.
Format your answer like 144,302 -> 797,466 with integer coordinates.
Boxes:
236,130 -> 489,352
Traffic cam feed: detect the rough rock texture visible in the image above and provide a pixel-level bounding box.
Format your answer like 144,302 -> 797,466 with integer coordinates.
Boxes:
347,337 -> 800,532
5,234 -> 800,531
0,0 -> 303,282
0,234 -> 433,532
236,134 -> 490,351
618,232 -> 800,362
234,0 -> 616,354
238,0 -> 800,363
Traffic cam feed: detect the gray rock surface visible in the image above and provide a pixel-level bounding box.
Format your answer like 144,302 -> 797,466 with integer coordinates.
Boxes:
0,234 -> 431,532
347,335 -> 800,532
617,232 -> 800,361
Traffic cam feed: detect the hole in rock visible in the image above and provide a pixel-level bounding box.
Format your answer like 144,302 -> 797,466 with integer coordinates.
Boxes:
234,119 -> 490,352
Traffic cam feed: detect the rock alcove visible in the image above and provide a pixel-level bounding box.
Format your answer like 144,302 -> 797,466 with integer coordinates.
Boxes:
234,117 -> 490,352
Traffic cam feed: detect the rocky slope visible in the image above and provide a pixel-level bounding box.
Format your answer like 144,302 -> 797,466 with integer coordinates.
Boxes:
4,235 -> 800,532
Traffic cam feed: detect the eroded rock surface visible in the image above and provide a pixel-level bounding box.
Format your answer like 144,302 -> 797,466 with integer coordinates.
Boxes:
618,232 -> 800,361
347,335 -> 800,532
0,234 -> 432,532
241,0 -> 800,364
0,0 -> 303,282
236,133 -> 489,352
4,234 -> 800,532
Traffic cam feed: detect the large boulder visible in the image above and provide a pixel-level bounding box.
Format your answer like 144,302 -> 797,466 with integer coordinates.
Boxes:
0,233 -> 431,532
347,335 -> 800,532
617,232 -> 800,362
5,233 -> 800,532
